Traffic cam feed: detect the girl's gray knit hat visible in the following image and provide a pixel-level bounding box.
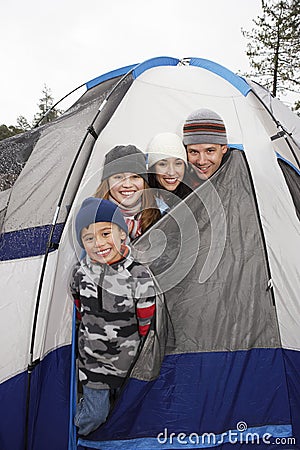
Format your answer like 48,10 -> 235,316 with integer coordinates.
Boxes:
101,145 -> 148,182
183,108 -> 227,146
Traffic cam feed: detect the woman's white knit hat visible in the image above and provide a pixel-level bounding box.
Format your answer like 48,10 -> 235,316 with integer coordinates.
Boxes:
147,132 -> 187,168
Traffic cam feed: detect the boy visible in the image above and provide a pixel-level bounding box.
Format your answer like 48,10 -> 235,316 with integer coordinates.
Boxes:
70,197 -> 156,436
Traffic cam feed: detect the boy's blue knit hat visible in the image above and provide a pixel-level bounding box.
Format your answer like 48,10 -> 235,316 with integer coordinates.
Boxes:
75,197 -> 128,248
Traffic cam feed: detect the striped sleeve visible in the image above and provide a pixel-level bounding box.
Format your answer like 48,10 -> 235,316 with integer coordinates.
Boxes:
136,302 -> 156,336
133,265 -> 156,337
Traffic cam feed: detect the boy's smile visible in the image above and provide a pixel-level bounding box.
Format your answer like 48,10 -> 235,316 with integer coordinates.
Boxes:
81,222 -> 127,264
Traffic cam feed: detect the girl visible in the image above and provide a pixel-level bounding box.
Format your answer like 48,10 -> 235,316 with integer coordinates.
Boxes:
147,132 -> 192,210
95,145 -> 161,241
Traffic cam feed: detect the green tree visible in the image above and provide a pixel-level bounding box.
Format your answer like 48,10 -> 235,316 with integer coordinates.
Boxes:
0,85 -> 64,142
0,124 -> 23,140
242,0 -> 300,101
32,84 -> 63,127
16,115 -> 31,132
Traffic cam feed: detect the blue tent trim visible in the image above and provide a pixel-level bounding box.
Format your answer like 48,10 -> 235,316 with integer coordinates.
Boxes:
228,144 -> 244,151
0,223 -> 64,261
86,64 -> 137,90
85,57 -> 250,95
189,58 -> 251,96
79,348 -> 299,447
2,347 -> 297,450
132,56 -> 180,79
276,152 -> 300,175
78,424 -> 293,449
0,345 -> 71,450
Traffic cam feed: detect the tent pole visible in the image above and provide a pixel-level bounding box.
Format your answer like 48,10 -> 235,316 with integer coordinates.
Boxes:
23,65 -> 137,450
32,83 -> 86,129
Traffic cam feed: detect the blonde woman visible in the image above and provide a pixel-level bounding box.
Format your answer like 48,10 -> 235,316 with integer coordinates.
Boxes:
95,145 -> 161,241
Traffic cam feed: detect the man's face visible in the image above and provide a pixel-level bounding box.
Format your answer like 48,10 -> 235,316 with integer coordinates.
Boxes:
81,222 -> 126,264
187,143 -> 227,180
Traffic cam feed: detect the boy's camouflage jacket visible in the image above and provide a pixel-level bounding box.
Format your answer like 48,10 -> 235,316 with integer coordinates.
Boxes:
70,247 -> 156,389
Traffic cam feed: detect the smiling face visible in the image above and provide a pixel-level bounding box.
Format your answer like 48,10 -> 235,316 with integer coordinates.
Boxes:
154,157 -> 185,191
187,143 -> 227,180
108,172 -> 144,207
81,222 -> 126,264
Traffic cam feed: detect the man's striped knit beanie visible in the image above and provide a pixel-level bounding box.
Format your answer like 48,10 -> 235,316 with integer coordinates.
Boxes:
183,108 -> 227,146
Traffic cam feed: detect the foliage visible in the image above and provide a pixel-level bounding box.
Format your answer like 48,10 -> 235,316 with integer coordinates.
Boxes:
16,115 -> 31,132
0,84 -> 64,141
242,0 -> 300,104
0,124 -> 23,141
32,84 -> 63,127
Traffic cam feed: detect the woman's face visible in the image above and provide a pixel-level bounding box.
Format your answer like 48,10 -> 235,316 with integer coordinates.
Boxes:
154,158 -> 185,191
108,172 -> 144,207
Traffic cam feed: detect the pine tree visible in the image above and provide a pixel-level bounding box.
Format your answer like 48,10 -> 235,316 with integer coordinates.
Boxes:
0,85 -> 64,141
16,115 -> 31,132
32,84 -> 63,127
242,0 -> 300,99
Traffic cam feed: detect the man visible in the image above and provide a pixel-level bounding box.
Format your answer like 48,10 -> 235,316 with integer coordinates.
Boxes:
182,108 -> 229,185
182,108 -> 300,219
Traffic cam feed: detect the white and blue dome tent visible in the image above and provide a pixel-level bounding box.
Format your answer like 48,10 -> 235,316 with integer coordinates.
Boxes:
0,56 -> 300,450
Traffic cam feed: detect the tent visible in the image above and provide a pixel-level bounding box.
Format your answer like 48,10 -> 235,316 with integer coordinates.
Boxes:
0,56 -> 300,450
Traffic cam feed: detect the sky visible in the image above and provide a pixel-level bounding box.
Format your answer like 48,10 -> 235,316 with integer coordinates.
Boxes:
0,0 -> 263,125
